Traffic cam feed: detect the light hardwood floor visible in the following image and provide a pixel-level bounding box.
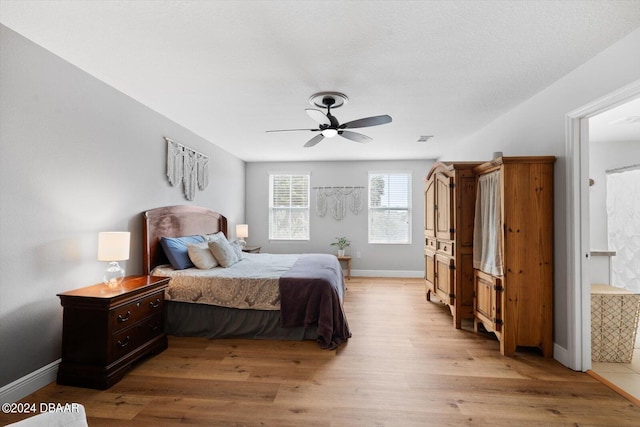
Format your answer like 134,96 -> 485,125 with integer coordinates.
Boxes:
2,278 -> 639,426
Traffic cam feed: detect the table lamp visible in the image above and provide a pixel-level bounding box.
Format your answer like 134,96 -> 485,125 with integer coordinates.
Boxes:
97,231 -> 130,288
236,224 -> 248,248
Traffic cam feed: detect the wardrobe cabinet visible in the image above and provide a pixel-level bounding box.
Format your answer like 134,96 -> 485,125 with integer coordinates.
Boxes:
424,162 -> 480,328
472,156 -> 555,357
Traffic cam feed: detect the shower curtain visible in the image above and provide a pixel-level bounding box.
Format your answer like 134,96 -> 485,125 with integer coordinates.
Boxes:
607,167 -> 640,293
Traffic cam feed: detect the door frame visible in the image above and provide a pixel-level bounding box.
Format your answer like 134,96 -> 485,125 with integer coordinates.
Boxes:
565,79 -> 640,371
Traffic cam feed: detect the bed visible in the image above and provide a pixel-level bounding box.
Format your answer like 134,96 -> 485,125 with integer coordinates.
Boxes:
142,205 -> 351,349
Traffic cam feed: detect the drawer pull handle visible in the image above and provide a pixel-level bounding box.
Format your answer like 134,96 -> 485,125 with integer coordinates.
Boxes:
117,336 -> 130,348
149,299 -> 161,309
117,311 -> 131,323
148,323 -> 160,331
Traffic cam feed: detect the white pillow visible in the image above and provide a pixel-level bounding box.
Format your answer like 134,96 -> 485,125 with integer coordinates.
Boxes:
202,231 -> 226,242
187,242 -> 219,269
231,240 -> 244,260
208,236 -> 240,268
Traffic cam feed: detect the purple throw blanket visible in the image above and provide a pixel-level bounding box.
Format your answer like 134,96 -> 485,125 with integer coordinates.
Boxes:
279,254 -> 351,349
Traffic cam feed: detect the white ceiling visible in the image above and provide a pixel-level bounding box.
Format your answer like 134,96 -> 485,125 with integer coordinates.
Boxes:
589,97 -> 640,143
2,0 -> 640,162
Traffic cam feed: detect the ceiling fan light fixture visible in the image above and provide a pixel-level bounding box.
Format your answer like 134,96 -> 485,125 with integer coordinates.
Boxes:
266,91 -> 391,147
321,128 -> 338,138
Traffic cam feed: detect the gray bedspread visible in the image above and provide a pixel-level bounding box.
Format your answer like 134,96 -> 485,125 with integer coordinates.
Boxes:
279,253 -> 351,349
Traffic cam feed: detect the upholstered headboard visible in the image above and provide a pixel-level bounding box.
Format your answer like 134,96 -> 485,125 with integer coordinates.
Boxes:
142,205 -> 228,275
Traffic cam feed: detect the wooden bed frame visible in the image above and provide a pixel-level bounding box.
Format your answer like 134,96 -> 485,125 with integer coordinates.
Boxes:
141,204 -> 315,341
141,205 -> 349,347
142,205 -> 227,275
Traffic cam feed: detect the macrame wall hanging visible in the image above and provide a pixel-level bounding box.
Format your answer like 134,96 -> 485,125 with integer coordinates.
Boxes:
314,186 -> 364,220
165,137 -> 209,201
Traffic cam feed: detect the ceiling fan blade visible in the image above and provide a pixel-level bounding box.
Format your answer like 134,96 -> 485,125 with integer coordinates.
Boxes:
306,109 -> 331,125
339,130 -> 372,143
340,114 -> 392,129
304,134 -> 325,148
266,128 -> 319,133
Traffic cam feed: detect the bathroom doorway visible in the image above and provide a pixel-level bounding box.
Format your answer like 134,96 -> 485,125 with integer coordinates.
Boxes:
588,99 -> 640,401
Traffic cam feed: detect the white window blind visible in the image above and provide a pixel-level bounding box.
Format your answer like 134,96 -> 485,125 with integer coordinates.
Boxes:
269,173 -> 310,240
368,172 -> 412,244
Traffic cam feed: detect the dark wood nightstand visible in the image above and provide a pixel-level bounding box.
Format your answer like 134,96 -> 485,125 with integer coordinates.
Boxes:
56,275 -> 170,389
242,245 -> 261,253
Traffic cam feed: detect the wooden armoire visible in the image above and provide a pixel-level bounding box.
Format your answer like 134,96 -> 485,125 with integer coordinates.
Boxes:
424,162 -> 480,328
472,156 -> 555,357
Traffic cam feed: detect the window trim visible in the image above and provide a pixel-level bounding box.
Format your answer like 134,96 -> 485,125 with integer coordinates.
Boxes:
367,171 -> 412,245
268,172 -> 311,241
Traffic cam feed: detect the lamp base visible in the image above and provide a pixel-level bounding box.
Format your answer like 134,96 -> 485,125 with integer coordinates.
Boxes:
103,261 -> 125,288
238,238 -> 246,248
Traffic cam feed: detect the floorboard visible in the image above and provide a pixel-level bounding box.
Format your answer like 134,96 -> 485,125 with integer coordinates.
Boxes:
2,277 -> 639,426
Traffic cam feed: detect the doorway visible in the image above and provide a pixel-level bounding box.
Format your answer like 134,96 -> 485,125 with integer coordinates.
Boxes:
565,80 -> 640,376
587,100 -> 640,401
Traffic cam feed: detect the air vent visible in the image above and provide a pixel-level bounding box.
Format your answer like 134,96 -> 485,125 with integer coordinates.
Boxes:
417,135 -> 434,142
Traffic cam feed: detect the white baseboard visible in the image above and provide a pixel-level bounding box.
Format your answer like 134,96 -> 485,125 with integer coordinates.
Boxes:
350,269 -> 423,278
553,343 -> 571,369
0,359 -> 60,404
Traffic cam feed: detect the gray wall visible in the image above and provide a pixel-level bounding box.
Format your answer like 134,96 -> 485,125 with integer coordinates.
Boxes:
246,160 -> 432,274
0,25 -> 246,387
435,27 -> 640,357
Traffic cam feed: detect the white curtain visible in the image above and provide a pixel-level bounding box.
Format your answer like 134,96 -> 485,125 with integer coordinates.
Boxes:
473,170 -> 504,276
607,168 -> 640,293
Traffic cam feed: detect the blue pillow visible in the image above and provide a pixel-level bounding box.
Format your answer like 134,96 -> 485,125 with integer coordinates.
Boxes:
160,235 -> 206,270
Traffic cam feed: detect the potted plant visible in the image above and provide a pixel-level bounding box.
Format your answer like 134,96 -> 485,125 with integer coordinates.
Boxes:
331,237 -> 351,257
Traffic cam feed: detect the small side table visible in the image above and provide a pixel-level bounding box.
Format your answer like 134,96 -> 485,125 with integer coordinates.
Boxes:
242,245 -> 261,253
337,255 -> 352,280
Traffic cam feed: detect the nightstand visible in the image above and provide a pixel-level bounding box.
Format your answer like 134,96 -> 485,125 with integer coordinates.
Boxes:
242,245 -> 261,253
337,255 -> 352,280
56,275 -> 170,389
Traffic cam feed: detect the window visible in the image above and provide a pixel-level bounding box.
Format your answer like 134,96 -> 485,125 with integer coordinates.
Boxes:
269,173 -> 310,240
368,171 -> 412,244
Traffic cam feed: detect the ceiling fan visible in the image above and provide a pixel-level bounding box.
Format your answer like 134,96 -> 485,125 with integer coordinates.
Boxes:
266,91 -> 392,147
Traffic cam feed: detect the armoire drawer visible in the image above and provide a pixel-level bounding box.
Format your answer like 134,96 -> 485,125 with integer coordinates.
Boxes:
437,240 -> 454,256
425,238 -> 437,250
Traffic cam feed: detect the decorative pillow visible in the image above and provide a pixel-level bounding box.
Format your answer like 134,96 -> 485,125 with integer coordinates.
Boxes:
231,240 -> 244,260
187,242 -> 219,269
160,235 -> 206,270
208,236 -> 240,268
202,231 -> 226,242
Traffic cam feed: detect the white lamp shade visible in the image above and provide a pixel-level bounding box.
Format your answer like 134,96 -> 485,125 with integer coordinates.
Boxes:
97,232 -> 130,261
236,224 -> 249,239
